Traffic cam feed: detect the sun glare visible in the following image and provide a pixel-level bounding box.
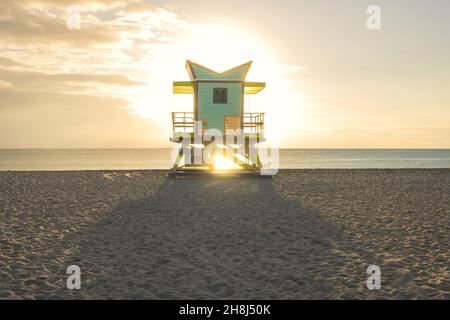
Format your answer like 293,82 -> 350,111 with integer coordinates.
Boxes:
129,22 -> 309,147
213,156 -> 242,171
181,25 -> 264,71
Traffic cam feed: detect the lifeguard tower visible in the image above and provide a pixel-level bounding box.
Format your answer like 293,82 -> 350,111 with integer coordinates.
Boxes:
169,60 -> 268,177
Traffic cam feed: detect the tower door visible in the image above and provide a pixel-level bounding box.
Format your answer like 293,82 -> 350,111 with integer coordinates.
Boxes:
224,116 -> 241,131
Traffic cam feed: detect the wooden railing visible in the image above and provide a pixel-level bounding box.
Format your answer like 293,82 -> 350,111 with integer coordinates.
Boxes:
243,112 -> 264,134
172,112 -> 195,133
172,112 -> 264,134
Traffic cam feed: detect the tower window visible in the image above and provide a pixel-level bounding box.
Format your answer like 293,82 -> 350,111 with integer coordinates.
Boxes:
213,88 -> 227,104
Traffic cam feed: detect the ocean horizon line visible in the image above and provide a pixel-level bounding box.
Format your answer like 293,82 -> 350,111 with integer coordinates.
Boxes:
1,148 -> 449,170
1,147 -> 449,150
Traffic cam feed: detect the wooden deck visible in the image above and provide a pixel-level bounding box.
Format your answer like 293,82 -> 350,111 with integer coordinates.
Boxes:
171,112 -> 264,135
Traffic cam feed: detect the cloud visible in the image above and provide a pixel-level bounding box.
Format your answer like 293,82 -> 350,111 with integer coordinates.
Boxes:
0,1 -> 119,46
282,64 -> 305,74
0,80 -> 14,89
0,66 -> 144,94
0,88 -> 163,148
0,57 -> 30,69
0,0 -> 184,48
0,0 -> 187,147
0,1 -> 186,78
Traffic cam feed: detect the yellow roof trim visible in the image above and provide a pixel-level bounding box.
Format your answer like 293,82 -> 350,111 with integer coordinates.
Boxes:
173,81 -> 265,94
173,81 -> 195,94
244,82 -> 265,94
186,60 -> 253,81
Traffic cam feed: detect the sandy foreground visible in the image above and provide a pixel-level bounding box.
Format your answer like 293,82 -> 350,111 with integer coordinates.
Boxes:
0,169 -> 448,299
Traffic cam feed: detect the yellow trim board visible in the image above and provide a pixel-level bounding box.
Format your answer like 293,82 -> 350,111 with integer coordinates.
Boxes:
173,81 -> 265,94
173,81 -> 195,94
186,60 -> 252,81
244,82 -> 265,94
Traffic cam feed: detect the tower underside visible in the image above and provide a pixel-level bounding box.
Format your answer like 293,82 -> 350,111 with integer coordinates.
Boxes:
170,133 -> 265,174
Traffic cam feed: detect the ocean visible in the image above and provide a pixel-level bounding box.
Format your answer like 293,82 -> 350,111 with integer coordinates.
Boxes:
0,149 -> 449,171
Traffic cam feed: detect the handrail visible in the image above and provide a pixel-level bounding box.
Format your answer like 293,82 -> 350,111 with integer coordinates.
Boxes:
172,112 -> 195,133
172,112 -> 264,134
243,112 -> 264,134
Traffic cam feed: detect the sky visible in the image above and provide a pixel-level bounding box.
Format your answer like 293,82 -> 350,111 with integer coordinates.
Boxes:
0,0 -> 449,148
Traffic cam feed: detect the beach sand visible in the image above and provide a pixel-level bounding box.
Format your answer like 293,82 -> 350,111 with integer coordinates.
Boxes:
0,169 -> 448,299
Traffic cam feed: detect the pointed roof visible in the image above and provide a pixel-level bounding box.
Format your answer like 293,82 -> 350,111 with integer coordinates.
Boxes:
186,60 -> 252,81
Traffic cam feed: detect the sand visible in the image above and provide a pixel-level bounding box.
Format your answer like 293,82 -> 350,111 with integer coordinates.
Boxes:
0,169 -> 448,299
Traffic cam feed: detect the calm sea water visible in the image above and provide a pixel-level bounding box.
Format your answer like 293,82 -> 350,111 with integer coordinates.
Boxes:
0,149 -> 449,171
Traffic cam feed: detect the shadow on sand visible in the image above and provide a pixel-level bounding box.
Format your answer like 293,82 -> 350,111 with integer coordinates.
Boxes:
59,174 -> 377,299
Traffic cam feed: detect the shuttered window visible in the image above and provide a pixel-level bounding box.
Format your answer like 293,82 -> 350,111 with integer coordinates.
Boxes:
213,88 -> 227,104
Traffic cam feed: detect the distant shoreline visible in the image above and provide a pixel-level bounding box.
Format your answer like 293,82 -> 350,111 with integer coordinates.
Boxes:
1,168 -> 450,172
1,148 -> 449,150
1,149 -> 449,171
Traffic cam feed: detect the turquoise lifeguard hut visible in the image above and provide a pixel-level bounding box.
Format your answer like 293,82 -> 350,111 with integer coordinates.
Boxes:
169,60 -> 267,176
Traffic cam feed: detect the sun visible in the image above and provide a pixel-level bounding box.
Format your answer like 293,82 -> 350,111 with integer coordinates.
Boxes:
129,22 -> 309,147
181,24 -> 265,72
213,155 -> 242,171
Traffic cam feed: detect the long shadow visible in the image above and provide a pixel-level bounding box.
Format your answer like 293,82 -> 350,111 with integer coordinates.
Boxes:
57,173 -> 377,299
